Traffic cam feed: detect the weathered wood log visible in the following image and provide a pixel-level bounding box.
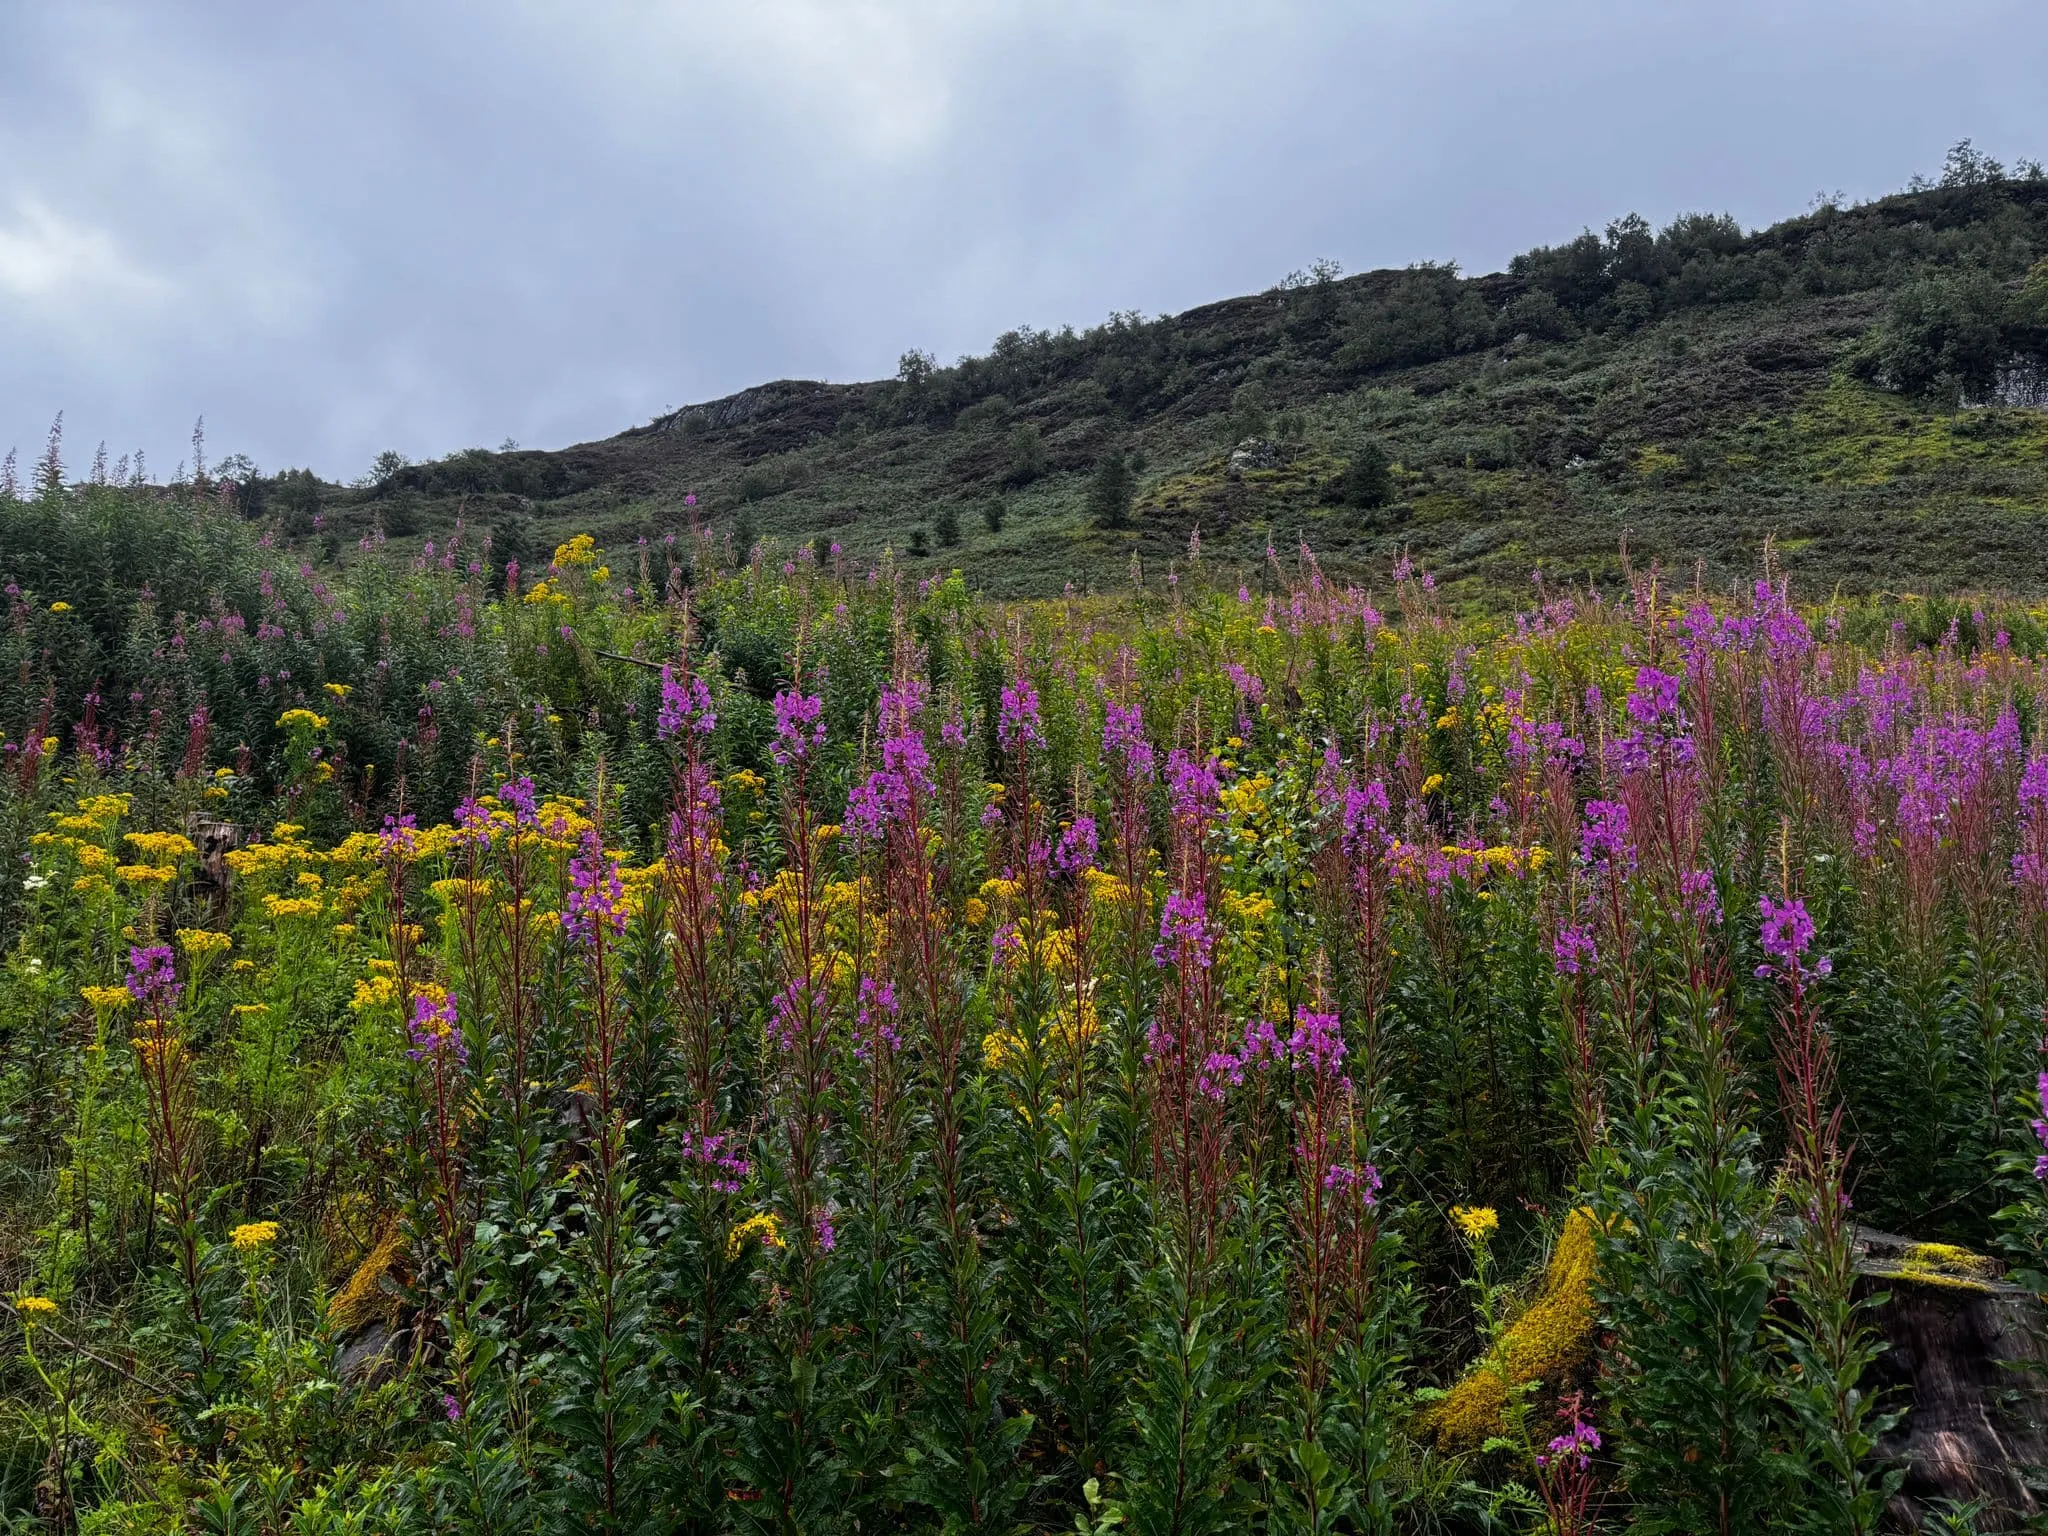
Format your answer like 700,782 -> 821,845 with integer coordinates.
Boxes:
1856,1229 -> 2048,1530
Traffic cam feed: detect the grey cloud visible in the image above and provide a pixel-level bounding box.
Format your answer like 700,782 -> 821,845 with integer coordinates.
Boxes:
2,0 -> 2044,480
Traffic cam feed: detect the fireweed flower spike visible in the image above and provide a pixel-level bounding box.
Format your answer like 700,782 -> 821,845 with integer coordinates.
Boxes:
407,993 -> 467,1064
998,677 -> 1045,752
769,689 -> 826,765
657,666 -> 716,739
2030,1071 -> 2047,1180
1756,894 -> 1830,980
125,945 -> 181,1011
564,833 -> 628,946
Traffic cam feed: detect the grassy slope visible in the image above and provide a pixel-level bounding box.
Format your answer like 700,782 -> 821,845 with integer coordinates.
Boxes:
331,181 -> 2048,607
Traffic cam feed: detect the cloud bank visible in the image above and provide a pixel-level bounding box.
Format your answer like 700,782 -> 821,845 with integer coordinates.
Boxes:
2,0 -> 2044,480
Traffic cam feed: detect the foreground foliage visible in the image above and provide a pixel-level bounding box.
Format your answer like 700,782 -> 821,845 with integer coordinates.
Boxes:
4,487 -> 2048,1533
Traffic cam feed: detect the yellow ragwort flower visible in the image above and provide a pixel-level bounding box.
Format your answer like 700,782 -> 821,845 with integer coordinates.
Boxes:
1451,1205 -> 1499,1243
231,1221 -> 280,1253
81,984 -> 134,1012
177,928 -> 233,960
725,1212 -> 784,1259
15,1295 -> 58,1320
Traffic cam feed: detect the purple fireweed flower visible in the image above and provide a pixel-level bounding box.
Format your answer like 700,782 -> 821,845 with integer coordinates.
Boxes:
1580,800 -> 1634,870
1756,894 -> 1829,979
814,1210 -> 837,1252
1553,924 -> 1598,976
769,690 -> 826,766
767,979 -> 818,1054
1239,1015 -> 1288,1071
498,776 -> 538,826
1287,1007 -> 1346,1076
1165,749 -> 1222,828
126,945 -> 181,1011
443,1394 -> 463,1422
1681,868 -> 1724,929
854,975 -> 901,1062
1198,1048 -> 1245,1101
1103,698 -> 1155,782
453,795 -> 492,848
657,666 -> 716,739
1323,1163 -> 1382,1205
2031,1071 -> 2047,1180
677,1130 -> 751,1194
1539,1413 -> 1601,1472
378,813 -> 419,860
845,775 -> 892,847
563,833 -> 627,947
1056,816 -> 1099,874
998,678 -> 1045,751
407,993 -> 466,1065
1153,887 -> 1215,969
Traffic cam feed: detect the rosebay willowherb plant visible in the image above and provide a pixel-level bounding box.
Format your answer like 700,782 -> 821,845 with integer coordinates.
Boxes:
6,487 -> 2048,1533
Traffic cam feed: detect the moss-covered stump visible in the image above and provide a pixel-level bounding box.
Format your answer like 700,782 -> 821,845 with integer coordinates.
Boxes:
1857,1229 -> 2048,1530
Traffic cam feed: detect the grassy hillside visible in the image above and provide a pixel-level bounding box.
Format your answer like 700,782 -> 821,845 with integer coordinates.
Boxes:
250,150 -> 2048,605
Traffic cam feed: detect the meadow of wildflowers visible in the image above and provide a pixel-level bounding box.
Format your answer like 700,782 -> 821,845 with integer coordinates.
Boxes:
4,482 -> 2048,1533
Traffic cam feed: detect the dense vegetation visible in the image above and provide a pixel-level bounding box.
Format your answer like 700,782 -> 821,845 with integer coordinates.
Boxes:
4,480 -> 2048,1532
26,141 -> 2048,605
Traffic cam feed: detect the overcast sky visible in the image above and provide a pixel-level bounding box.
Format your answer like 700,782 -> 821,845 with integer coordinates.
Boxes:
3,1 -> 2044,482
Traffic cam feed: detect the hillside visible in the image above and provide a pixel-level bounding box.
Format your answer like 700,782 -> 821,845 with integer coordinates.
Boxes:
260,147 -> 2048,603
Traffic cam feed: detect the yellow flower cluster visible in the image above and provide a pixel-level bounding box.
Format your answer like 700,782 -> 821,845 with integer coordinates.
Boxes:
116,864 -> 177,887
231,1221 -> 280,1252
726,1212 -> 784,1259
1223,889 -> 1276,928
1450,1204 -> 1499,1242
81,984 -> 134,1012
15,1295 -> 58,1320
554,533 -> 599,567
1080,868 -> 1130,907
262,893 -> 324,920
125,831 -> 197,863
277,708 -> 330,733
176,928 -> 233,960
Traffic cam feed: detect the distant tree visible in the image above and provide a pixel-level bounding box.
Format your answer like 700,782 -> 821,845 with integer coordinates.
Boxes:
1230,381 -> 1272,441
1088,450 -> 1135,530
907,526 -> 930,558
1609,281 -> 1655,332
1874,270 -> 2007,399
272,469 -> 323,534
934,503 -> 961,546
898,349 -> 937,391
737,470 -> 774,504
370,449 -> 409,485
1939,138 -> 2006,188
1338,441 -> 1394,510
213,451 -> 258,485
499,437 -> 519,452
983,497 -> 1006,535
1005,422 -> 1046,486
